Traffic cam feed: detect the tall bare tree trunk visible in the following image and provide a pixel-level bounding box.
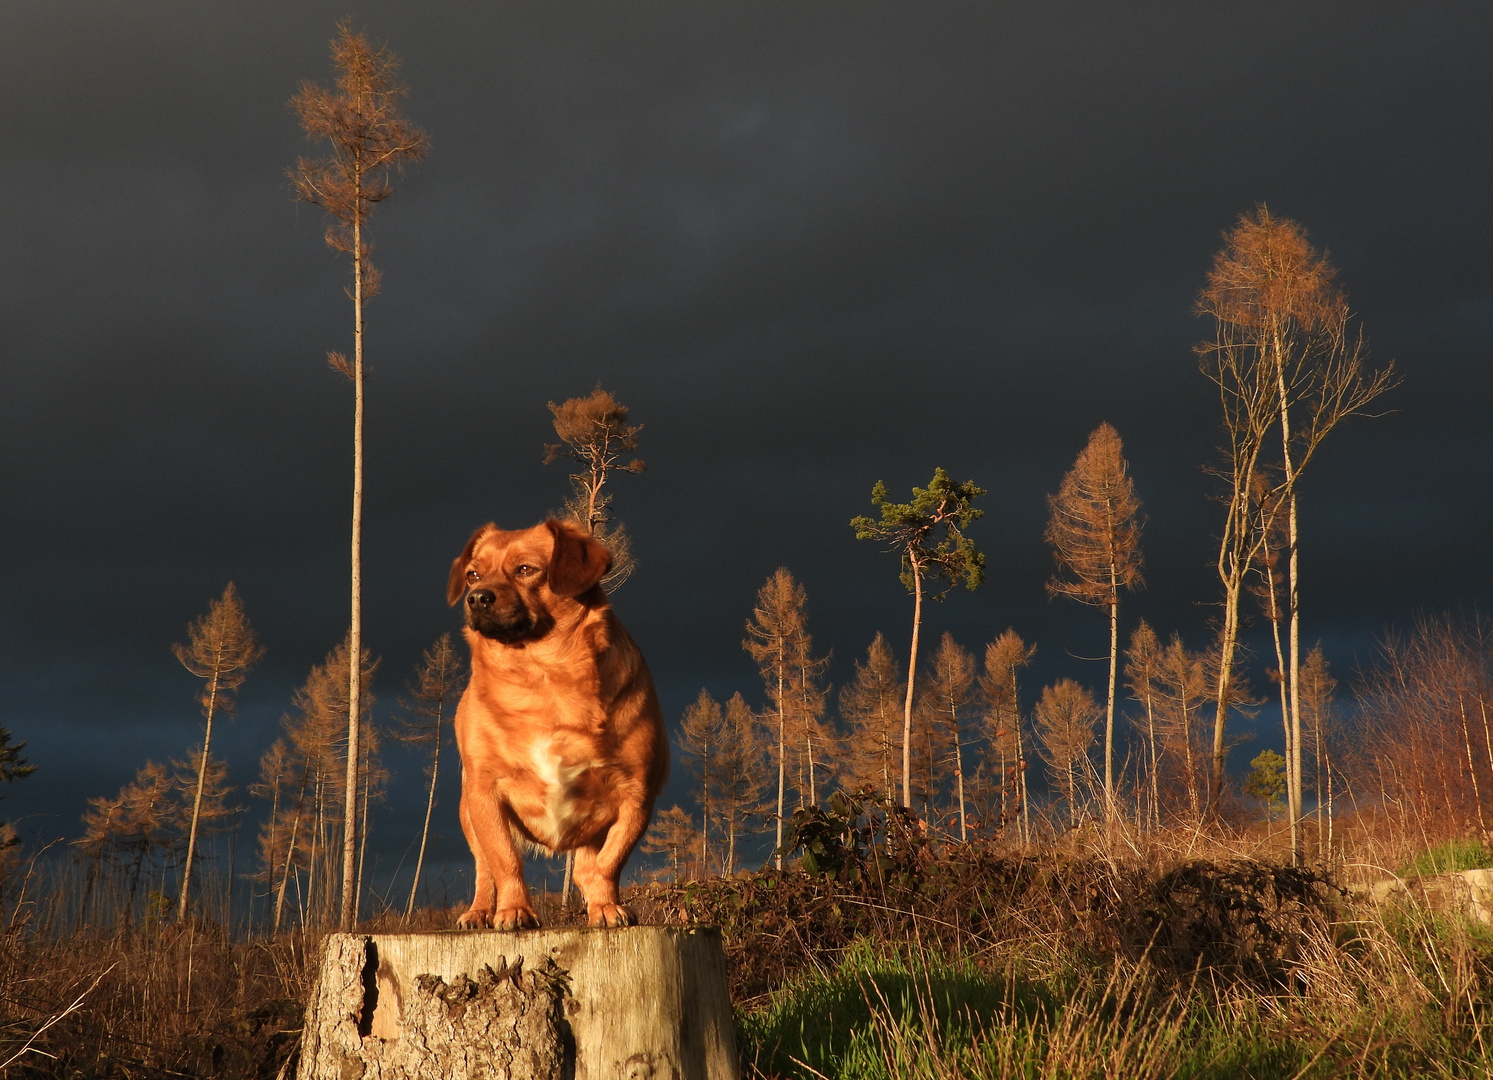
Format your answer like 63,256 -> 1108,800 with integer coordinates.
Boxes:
179,672 -> 220,923
1012,667 -> 1031,843
406,719 -> 441,922
1272,326 -> 1303,863
774,665 -> 785,869
1104,586 -> 1118,822
902,564 -> 923,810
342,214 -> 364,932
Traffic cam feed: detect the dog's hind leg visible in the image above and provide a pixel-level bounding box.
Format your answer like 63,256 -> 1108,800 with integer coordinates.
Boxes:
457,778 -> 539,930
573,800 -> 651,927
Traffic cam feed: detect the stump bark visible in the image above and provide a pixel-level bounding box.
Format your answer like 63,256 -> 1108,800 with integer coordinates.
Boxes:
298,926 -> 740,1080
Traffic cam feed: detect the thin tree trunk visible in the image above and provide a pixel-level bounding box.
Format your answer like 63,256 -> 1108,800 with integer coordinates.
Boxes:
1144,687 -> 1159,830
342,210 -> 365,932
774,659 -> 786,870
1104,589 -> 1118,822
902,562 -> 924,810
1271,325 -> 1304,859
1012,668 -> 1030,843
1260,515 -> 1298,861
275,766 -> 310,934
406,715 -> 442,922
1459,693 -> 1486,834
954,731 -> 967,842
179,671 -> 221,923
356,750 -> 371,922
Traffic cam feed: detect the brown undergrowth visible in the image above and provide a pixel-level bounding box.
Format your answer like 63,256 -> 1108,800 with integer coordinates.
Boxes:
629,793 -> 1342,1006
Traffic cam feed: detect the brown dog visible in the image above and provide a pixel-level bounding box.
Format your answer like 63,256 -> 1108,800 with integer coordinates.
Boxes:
446,518 -> 668,929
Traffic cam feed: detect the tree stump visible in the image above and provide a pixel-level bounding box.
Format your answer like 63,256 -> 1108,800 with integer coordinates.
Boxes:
297,926 -> 740,1080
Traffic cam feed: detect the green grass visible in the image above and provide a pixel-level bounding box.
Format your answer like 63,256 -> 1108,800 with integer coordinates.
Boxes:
1397,837 -> 1493,878
736,923 -> 1493,1080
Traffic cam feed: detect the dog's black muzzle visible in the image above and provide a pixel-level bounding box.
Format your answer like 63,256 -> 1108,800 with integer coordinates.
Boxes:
466,587 -> 549,644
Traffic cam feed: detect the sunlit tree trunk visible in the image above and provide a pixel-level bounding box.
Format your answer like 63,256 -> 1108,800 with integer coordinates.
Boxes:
179,671 -> 220,923
902,560 -> 923,810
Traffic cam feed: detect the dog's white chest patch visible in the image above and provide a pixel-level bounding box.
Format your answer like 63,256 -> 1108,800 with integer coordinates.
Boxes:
528,738 -> 584,846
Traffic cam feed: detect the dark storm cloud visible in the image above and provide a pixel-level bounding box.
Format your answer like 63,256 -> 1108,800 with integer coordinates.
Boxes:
1,1 -> 1490,874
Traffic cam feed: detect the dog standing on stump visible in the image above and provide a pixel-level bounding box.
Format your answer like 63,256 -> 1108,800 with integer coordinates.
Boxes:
447,519 -> 668,929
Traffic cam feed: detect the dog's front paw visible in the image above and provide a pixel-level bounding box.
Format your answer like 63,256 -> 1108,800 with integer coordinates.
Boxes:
457,907 -> 494,929
589,903 -> 636,928
494,905 -> 540,931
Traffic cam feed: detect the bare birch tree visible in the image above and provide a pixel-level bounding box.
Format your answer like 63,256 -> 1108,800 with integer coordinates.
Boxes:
1045,423 -> 1143,822
171,583 -> 263,923
1198,206 -> 1396,842
851,468 -> 984,809
290,21 -> 427,929
391,633 -> 464,921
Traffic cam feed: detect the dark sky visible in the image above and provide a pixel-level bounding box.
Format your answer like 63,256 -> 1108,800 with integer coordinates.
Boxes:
2,1 -> 1490,894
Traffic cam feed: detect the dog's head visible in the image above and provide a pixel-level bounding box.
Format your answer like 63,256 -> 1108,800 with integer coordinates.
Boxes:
446,519 -> 613,643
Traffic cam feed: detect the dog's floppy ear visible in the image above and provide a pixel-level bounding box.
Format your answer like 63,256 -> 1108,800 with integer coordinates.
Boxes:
447,524 -> 495,606
545,519 -> 612,597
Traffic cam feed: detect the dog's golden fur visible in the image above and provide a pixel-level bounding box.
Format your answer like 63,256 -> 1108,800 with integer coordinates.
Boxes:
446,519 -> 668,929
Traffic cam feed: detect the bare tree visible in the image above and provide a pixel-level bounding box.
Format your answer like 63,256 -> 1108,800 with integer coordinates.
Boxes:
839,633 -> 904,805
258,633 -> 379,930
1123,621 -> 1162,830
171,583 -> 263,923
1299,643 -> 1337,859
290,21 -> 428,929
391,633 -> 464,921
1197,206 -> 1396,841
919,633 -> 977,840
851,468 -> 984,809
543,386 -> 645,588
743,568 -> 808,867
712,692 -> 770,875
678,689 -> 726,874
1033,680 -> 1101,828
980,630 -> 1036,843
1045,423 -> 1143,822
0,725 -> 35,884
640,805 -> 697,883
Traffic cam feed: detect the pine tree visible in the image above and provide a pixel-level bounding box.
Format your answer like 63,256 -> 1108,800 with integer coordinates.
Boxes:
290,21 -> 427,929
851,468 -> 984,809
1045,423 -> 1143,822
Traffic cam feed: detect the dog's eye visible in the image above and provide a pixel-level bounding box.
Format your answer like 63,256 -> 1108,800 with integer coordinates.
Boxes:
465,569 -> 480,584
514,564 -> 538,577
